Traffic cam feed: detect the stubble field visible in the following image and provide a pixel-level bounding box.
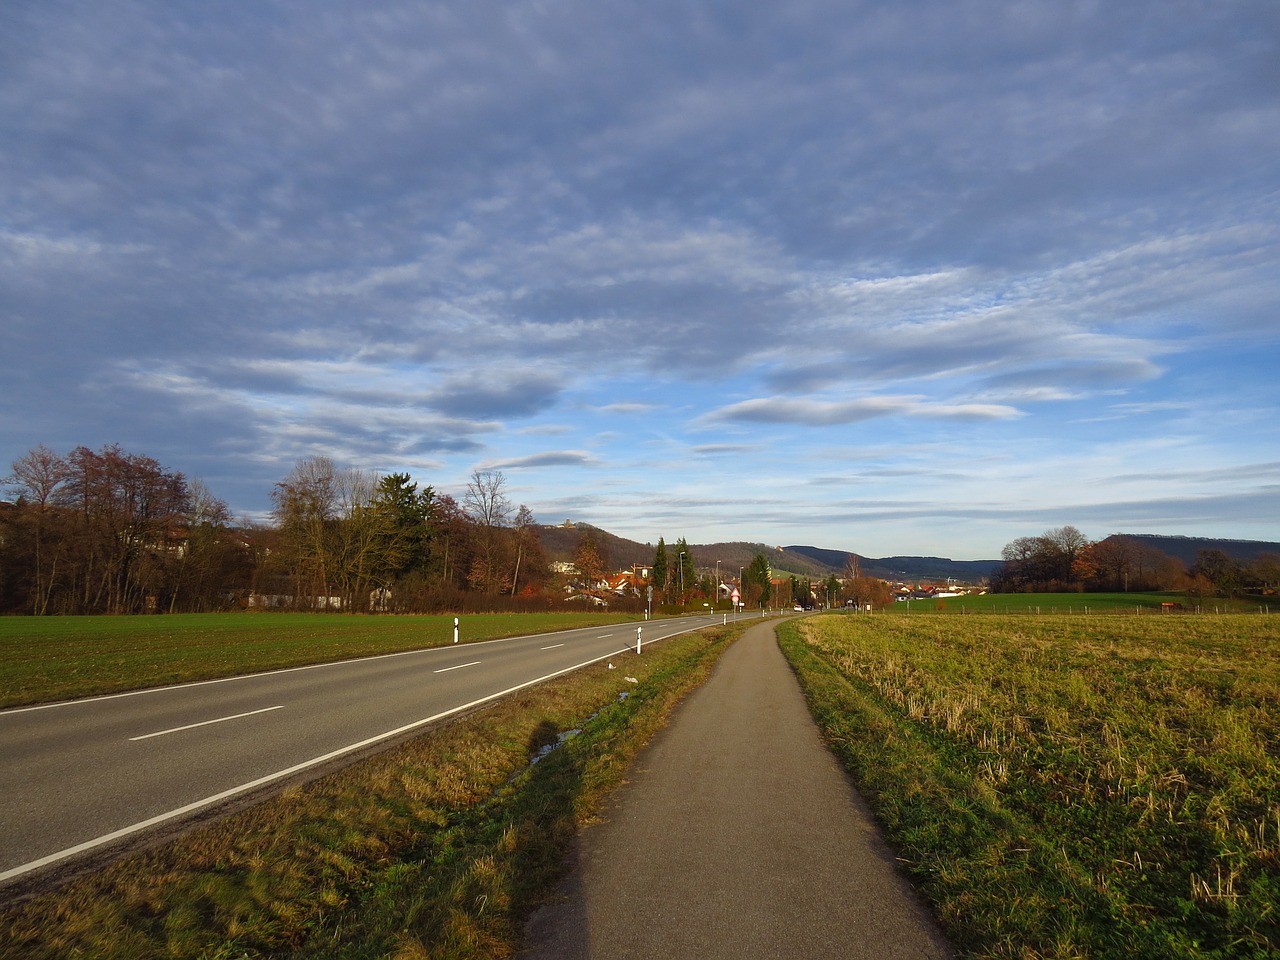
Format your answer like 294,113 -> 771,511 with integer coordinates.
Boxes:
779,613 -> 1280,959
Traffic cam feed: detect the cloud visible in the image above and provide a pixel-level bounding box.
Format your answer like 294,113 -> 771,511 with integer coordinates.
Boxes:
704,396 -> 1022,426
481,451 -> 599,470
426,371 -> 563,419
974,359 -> 1164,402
1,0 -> 1278,558
691,443 -> 760,456
595,402 -> 660,415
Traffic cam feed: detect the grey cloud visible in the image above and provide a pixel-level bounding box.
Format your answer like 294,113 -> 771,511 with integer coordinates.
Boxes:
481,451 -> 598,470
426,371 -> 563,419
705,397 -> 1021,426
691,444 -> 759,455
754,487 -> 1280,533
2,0 -> 1277,544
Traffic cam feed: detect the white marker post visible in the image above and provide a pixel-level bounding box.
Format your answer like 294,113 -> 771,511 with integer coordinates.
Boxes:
453,617 -> 459,644
636,625 -> 642,655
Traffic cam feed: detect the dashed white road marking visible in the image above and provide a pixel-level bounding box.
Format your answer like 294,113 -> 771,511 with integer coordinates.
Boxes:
433,661 -> 481,674
129,705 -> 286,741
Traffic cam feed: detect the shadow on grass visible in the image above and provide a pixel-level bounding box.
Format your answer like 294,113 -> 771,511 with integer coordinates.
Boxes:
512,723 -> 595,960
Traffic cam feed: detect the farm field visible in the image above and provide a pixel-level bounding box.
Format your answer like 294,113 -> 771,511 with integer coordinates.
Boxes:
0,612 -> 642,709
891,591 -> 1274,616
779,613 -> 1280,959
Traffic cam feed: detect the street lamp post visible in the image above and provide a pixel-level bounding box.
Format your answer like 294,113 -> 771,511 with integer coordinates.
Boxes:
715,560 -> 721,610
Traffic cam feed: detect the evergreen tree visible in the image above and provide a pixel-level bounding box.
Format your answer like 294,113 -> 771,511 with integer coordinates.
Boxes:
652,537 -> 669,597
673,538 -> 696,600
745,552 -> 772,608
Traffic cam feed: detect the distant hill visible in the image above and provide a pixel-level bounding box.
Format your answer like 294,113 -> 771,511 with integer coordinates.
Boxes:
535,523 -> 656,569
690,543 -> 835,579
784,545 -> 1001,583
533,525 -> 1277,584
1108,534 -> 1280,567
534,526 -> 835,579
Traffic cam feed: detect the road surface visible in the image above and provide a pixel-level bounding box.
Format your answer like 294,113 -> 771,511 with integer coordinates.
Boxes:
0,613 -> 729,892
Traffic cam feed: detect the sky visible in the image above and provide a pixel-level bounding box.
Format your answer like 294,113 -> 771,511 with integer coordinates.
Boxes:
3,0 -> 1278,561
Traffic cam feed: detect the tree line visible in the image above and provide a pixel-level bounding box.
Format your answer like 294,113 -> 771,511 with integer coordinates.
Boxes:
991,525 -> 1280,598
2,444 -> 802,616
0,445 -> 569,615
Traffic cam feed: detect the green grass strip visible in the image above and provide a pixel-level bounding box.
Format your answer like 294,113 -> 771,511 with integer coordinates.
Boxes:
0,612 -> 644,708
0,622 -> 742,959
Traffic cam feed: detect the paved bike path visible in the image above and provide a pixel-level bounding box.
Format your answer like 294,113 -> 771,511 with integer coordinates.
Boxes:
520,618 -> 954,959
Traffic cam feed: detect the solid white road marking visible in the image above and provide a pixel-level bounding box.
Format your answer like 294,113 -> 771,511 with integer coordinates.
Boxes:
433,661 -> 481,674
0,618 -> 728,886
129,705 -> 285,741
0,642 -> 661,886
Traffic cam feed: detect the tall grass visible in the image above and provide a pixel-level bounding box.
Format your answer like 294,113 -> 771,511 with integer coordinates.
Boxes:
780,614 -> 1280,959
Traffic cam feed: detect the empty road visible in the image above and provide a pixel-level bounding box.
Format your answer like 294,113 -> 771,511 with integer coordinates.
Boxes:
0,613 -> 727,891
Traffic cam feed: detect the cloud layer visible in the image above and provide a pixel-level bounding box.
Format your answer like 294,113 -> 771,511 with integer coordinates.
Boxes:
2,0 -> 1278,557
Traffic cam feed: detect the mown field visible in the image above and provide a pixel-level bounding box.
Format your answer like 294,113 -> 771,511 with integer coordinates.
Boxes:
0,612 -> 644,709
780,613 -> 1280,959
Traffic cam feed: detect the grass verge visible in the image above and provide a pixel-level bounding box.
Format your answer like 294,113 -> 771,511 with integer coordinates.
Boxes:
0,612 -> 645,709
779,614 -> 1280,959
0,622 -> 741,959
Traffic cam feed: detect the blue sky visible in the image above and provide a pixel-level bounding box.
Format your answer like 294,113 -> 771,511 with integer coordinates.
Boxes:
3,0 -> 1278,560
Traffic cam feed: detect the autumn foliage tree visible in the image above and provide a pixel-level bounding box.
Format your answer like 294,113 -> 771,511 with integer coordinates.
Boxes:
573,528 -> 607,588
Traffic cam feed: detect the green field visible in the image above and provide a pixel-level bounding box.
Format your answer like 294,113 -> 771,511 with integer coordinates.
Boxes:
889,591 -> 1274,615
0,612 -> 644,709
780,613 -> 1280,958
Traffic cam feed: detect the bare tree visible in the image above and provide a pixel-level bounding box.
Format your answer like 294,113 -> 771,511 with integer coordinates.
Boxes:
56,445 -> 189,613
168,477 -> 234,612
463,470 -> 512,529
464,470 -> 513,593
272,456 -> 338,606
7,444 -> 67,507
5,446 -> 70,614
511,504 -> 537,596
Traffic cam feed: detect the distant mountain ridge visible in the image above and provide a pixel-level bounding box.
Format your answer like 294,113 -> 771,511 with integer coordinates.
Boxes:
783,546 -> 1001,582
1110,534 -> 1280,566
534,525 -> 836,579
533,524 -> 1278,584
533,523 -> 994,582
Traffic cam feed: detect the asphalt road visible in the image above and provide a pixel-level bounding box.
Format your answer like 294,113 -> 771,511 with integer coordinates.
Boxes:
0,613 -> 730,891
520,618 -> 954,959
